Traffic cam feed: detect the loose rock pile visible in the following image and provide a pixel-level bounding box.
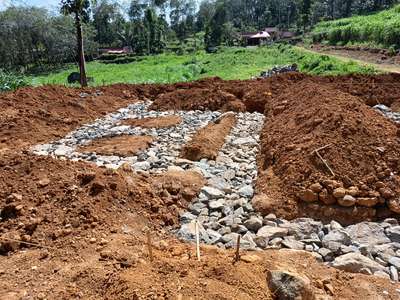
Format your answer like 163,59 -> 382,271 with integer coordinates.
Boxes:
176,112 -> 264,249
374,104 -> 400,123
258,64 -> 298,78
31,101 -> 400,281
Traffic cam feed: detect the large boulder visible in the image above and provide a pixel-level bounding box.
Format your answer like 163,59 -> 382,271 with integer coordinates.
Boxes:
280,218 -> 323,239
330,253 -> 386,274
322,229 -> 351,253
177,221 -> 208,242
346,222 -> 390,246
257,226 -> 288,239
243,216 -> 263,232
386,226 -> 400,243
266,270 -> 315,300
201,186 -> 225,199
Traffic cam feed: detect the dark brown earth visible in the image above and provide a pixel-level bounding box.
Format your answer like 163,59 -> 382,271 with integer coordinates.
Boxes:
181,112 -> 236,161
1,74 -> 400,299
78,135 -> 154,157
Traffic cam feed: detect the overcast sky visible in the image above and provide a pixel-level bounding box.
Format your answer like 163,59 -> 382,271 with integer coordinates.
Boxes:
0,0 -> 61,11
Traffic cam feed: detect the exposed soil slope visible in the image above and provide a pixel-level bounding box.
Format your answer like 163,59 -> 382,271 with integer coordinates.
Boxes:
255,79 -> 400,224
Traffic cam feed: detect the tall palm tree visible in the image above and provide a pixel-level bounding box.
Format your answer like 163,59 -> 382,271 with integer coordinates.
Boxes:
60,0 -> 94,87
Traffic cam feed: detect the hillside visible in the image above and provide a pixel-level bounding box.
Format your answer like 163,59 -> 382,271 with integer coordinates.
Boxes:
312,5 -> 400,49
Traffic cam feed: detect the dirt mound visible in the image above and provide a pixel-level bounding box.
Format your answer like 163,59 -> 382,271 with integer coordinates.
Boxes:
121,115 -> 182,128
78,135 -> 154,157
0,85 -> 138,152
256,79 -> 400,224
181,113 -> 236,161
317,73 -> 400,109
0,153 -> 398,299
148,74 -> 306,113
2,76 -> 400,298
150,87 -> 246,112
0,152 -> 204,255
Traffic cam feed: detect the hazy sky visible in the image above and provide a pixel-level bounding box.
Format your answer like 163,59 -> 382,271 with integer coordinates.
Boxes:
0,0 -> 135,12
0,0 -> 61,11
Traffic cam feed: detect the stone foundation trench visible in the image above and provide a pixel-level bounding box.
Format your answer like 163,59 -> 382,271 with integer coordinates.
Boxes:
32,101 -> 400,282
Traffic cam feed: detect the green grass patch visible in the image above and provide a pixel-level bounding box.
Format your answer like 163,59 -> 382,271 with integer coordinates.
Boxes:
0,70 -> 28,92
29,44 -> 377,87
312,5 -> 400,49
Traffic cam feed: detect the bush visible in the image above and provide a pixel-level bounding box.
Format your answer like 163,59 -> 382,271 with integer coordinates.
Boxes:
388,45 -> 397,56
99,53 -> 124,61
0,70 -> 28,92
100,56 -> 138,64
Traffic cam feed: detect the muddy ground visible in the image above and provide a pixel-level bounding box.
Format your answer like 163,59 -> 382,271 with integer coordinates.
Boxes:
1,73 -> 400,299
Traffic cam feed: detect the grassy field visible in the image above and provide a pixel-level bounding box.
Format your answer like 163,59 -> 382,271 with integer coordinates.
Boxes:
29,45 -> 377,87
312,5 -> 400,49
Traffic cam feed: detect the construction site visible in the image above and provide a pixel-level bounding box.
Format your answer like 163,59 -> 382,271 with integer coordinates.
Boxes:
1,73 -> 400,299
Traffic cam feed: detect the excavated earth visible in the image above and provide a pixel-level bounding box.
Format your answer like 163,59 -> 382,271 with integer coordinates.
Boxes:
1,74 -> 400,299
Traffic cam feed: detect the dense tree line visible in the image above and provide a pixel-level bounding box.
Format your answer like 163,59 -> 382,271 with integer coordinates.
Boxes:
203,0 -> 399,48
0,0 -> 398,73
0,6 -> 97,72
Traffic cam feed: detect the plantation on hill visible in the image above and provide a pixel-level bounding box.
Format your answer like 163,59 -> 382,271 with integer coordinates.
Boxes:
312,5 -> 400,49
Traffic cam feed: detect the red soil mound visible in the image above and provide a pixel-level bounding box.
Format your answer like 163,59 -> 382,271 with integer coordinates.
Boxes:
78,135 -> 154,157
255,79 -> 400,224
316,73 -> 400,109
181,113 -> 236,161
0,153 -> 203,255
150,87 -> 246,112
0,152 -> 397,299
2,76 -> 400,298
0,85 -> 138,152
149,74 -> 306,113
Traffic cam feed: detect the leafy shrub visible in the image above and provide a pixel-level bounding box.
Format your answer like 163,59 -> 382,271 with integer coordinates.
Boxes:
388,45 -> 397,56
0,70 -> 28,92
99,53 -> 122,61
100,56 -> 138,64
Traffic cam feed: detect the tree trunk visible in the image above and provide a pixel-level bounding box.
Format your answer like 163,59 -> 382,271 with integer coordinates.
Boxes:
344,0 -> 353,17
75,12 -> 87,87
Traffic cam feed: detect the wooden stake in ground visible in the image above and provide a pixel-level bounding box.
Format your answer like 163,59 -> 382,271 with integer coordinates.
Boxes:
195,221 -> 201,261
233,235 -> 241,264
147,231 -> 153,262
